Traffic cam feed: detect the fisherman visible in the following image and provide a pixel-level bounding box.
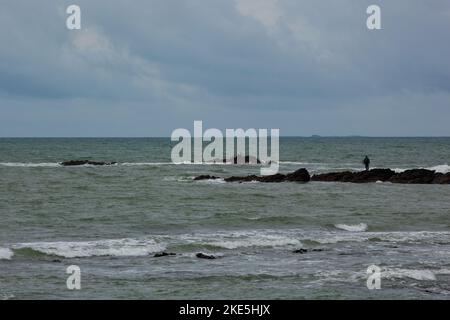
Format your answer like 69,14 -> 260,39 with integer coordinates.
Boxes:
363,155 -> 370,171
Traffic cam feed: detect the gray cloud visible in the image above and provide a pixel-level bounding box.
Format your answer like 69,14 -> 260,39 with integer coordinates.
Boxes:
0,0 -> 449,136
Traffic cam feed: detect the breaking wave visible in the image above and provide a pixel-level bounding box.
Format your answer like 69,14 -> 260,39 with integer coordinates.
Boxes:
3,229 -> 450,260
12,238 -> 165,258
334,223 -> 368,232
0,248 -> 14,260
0,162 -> 61,168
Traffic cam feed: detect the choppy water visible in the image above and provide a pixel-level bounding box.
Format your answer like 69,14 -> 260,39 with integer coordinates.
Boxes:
0,137 -> 450,299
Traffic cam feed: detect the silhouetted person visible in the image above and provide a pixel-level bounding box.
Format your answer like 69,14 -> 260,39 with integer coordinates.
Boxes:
363,156 -> 370,171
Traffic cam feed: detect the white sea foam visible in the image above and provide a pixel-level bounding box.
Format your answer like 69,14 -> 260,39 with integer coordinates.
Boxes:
382,268 -> 437,281
122,162 -> 172,166
427,164 -> 450,174
392,164 -> 450,174
197,178 -> 226,184
0,294 -> 15,300
0,162 -> 61,167
13,238 -> 165,258
209,234 -> 301,249
176,231 -> 302,250
0,248 -> 14,260
334,223 -> 368,232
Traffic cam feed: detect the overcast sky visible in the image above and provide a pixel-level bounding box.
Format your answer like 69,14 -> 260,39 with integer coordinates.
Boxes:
0,0 -> 449,137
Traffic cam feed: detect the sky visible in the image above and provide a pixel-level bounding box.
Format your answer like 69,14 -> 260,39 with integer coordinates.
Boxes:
0,0 -> 449,137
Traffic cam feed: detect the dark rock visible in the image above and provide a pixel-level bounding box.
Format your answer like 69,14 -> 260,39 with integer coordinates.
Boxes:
223,168 -> 309,183
224,175 -> 259,183
195,167 -> 449,185
61,160 -> 90,166
285,168 -> 311,182
433,173 -> 450,184
193,175 -> 219,181
196,253 -> 216,260
259,173 -> 286,183
154,252 -> 176,258
311,171 -> 353,182
312,169 -> 395,183
389,169 -> 436,184
293,248 -> 308,254
51,259 -> 62,263
61,160 -> 117,166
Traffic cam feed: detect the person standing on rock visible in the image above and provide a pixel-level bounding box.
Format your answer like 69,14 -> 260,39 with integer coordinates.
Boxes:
363,156 -> 370,171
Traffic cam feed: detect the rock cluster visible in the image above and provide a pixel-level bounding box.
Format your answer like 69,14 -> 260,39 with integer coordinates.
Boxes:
195,168 -> 310,183
195,168 -> 450,184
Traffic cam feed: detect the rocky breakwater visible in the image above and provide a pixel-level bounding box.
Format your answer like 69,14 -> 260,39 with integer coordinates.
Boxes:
311,168 -> 450,184
195,168 -> 450,184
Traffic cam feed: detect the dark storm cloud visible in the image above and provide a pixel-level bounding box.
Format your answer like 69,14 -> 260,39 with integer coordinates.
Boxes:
0,0 -> 449,136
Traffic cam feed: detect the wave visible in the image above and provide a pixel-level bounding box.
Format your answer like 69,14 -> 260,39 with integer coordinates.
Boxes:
0,162 -> 61,168
3,229 -> 450,260
382,268 -> 437,281
426,164 -> 450,174
12,238 -> 165,258
334,223 -> 368,232
121,162 -> 172,166
208,234 -> 301,249
392,164 -> 450,174
0,248 -> 14,260
1,161 -> 449,173
0,294 -> 15,300
195,178 -> 226,184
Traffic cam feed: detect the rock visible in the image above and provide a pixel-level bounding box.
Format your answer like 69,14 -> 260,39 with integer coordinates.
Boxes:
433,173 -> 450,184
51,259 -> 62,263
154,252 -> 176,258
193,175 -> 219,181
224,175 -> 259,183
60,160 -> 117,166
293,248 -> 308,254
60,160 -> 90,166
285,168 -> 311,182
259,173 -> 287,183
312,169 -> 395,183
223,168 -> 310,183
195,167 -> 450,185
196,253 -> 216,259
389,169 -> 436,184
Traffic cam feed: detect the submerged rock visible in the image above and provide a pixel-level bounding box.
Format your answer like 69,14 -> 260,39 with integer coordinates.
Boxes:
196,253 -> 216,260
293,248 -> 308,254
154,252 -> 176,258
60,160 -> 117,166
193,175 -> 219,181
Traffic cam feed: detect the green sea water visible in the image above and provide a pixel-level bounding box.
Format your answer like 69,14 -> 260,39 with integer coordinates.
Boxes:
0,137 -> 450,299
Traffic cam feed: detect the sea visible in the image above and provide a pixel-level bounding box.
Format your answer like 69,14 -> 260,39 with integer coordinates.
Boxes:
0,137 -> 449,299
